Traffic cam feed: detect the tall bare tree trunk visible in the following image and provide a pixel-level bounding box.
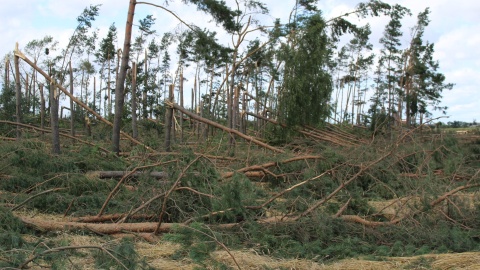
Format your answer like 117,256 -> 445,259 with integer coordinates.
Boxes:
240,90 -> 246,134
112,0 -> 136,154
193,69 -> 198,136
93,76 -> 96,113
39,84 -> 45,131
107,54 -> 111,118
14,54 -> 22,140
143,49 -> 148,119
32,68 -> 36,116
131,62 -> 138,139
69,61 -> 75,138
4,59 -> 9,86
165,84 -> 174,152
25,73 -> 29,113
233,86 -> 239,131
50,80 -> 60,154
179,68 -> 184,142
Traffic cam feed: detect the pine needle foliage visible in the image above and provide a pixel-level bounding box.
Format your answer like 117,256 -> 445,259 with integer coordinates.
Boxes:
279,12 -> 333,127
94,238 -> 153,270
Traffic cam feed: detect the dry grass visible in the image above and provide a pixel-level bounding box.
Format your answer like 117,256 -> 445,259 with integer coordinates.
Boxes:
10,199 -> 480,269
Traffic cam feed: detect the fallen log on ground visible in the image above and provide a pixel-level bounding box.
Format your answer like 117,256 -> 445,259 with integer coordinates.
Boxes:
221,155 -> 323,179
0,120 -> 110,153
71,214 -> 157,223
87,171 -> 168,179
18,215 -> 238,234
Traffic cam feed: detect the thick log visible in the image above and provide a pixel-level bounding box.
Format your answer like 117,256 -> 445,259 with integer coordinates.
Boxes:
18,216 -> 237,234
20,216 -> 174,234
71,213 -> 155,223
170,102 -> 284,153
87,171 -> 167,179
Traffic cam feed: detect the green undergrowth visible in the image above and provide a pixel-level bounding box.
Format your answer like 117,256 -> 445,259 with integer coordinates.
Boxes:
164,213 -> 480,265
0,207 -> 153,269
0,128 -> 479,268
161,132 -> 480,265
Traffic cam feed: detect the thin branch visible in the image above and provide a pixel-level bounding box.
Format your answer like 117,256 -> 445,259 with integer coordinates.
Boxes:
154,156 -> 201,234
98,160 -> 175,217
12,188 -> 66,211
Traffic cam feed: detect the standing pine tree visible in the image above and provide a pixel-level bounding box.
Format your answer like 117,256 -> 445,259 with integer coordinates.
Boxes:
279,8 -> 332,127
403,8 -> 453,126
95,23 -> 117,118
378,4 -> 411,125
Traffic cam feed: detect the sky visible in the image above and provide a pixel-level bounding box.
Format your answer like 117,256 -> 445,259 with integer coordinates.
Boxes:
1,0 -> 478,123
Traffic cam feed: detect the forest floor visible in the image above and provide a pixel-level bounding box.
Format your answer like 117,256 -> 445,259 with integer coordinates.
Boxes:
1,121 -> 480,269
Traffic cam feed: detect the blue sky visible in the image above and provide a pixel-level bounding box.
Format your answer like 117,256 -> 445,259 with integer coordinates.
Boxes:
1,0 -> 478,123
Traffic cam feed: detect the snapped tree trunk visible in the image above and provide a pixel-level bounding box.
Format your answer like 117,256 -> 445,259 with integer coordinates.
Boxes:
69,61 -> 75,139
14,53 -> 22,140
179,68 -> 184,142
165,84 -> 174,152
50,80 -> 61,154
112,0 -> 136,154
39,84 -> 45,131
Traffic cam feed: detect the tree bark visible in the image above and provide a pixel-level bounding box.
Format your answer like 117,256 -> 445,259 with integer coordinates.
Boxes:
113,0 -> 136,154
50,80 -> 61,154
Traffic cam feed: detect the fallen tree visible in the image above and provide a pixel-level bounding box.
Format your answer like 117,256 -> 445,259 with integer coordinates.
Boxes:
0,120 -> 110,153
13,48 -> 154,153
168,102 -> 285,153
18,215 -> 238,234
221,155 -> 323,179
87,171 -> 168,179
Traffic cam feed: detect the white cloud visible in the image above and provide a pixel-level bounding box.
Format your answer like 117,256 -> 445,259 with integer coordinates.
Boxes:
1,0 -> 478,122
